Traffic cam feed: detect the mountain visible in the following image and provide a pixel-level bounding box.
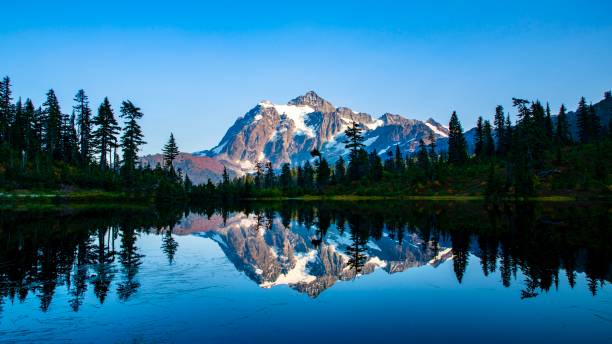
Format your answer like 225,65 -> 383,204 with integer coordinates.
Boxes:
170,90 -> 611,182
194,91 -> 449,173
140,152 -> 234,184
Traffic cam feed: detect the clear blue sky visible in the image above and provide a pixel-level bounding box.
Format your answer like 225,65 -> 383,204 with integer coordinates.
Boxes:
1,0 -> 611,154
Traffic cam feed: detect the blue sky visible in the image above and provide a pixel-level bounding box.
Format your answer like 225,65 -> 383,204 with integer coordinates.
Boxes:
1,0 -> 611,154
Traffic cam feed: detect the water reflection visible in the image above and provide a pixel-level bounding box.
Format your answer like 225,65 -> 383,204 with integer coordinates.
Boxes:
0,202 -> 610,314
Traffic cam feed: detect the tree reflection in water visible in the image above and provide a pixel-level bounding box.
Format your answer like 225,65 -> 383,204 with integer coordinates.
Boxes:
0,201 -> 609,313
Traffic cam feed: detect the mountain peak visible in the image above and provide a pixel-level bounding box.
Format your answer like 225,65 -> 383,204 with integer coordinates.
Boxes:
288,91 -> 336,113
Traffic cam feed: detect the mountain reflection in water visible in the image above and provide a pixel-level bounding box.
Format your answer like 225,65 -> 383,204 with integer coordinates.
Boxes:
0,201 -> 610,313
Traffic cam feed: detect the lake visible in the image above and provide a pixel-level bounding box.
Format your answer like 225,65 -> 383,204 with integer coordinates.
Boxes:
0,201 -> 610,343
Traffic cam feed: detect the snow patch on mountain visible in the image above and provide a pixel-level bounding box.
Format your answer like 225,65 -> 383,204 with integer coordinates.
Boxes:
259,102 -> 315,137
425,122 -> 449,137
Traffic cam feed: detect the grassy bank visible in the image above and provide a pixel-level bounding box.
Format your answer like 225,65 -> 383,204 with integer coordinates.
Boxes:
245,194 -> 582,202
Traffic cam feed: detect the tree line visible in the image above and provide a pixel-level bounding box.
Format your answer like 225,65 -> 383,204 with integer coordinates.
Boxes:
192,93 -> 612,201
0,76 -> 191,203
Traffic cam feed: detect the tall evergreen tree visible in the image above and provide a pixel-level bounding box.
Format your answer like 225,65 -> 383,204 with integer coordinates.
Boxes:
162,133 -> 179,168
368,150 -> 383,181
493,105 -> 506,155
555,104 -> 571,145
416,139 -> 430,175
120,100 -> 146,171
343,120 -> 366,180
10,98 -> 26,152
280,163 -> 292,190
474,116 -> 484,158
545,103 -> 554,139
588,103 -> 601,142
334,156 -> 346,183
62,112 -> 79,163
73,90 -> 93,164
43,89 -> 64,160
576,97 -> 590,144
91,97 -> 120,169
264,161 -> 275,188
483,120 -> 494,157
394,144 -> 404,173
23,99 -> 39,158
0,76 -> 12,144
447,111 -> 468,164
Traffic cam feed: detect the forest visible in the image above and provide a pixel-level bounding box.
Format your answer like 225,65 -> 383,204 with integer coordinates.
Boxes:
1,75 -> 611,204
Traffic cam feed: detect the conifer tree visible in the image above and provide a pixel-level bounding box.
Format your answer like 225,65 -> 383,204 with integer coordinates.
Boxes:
368,150 -> 383,181
417,139 -> 430,175
280,163 -> 292,190
317,158 -> 331,187
474,116 -> 484,158
73,90 -> 92,164
120,100 -> 146,171
334,156 -> 346,183
303,160 -> 314,190
0,76 -> 12,144
343,120 -> 366,180
493,105 -> 506,155
447,111 -> 468,164
555,104 -> 571,145
162,133 -> 179,168
10,98 -> 26,152
576,97 -> 590,144
42,89 -> 65,160
264,161 -> 275,188
483,120 -> 494,157
62,112 -> 79,163
588,104 -> 601,142
91,97 -> 120,169
394,144 -> 404,173
545,103 -> 553,139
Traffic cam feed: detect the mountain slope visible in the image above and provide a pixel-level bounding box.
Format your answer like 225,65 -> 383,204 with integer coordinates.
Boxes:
195,91 -> 448,173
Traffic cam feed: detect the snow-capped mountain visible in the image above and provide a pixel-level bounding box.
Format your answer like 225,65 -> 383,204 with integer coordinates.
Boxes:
194,91 -> 449,173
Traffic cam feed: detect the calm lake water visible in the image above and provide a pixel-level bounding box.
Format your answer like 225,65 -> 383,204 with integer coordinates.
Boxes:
0,202 -> 610,343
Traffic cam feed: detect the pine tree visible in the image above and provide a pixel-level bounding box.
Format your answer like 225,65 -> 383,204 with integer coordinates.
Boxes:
264,161 -> 275,188
427,132 -> 437,162
576,97 -> 590,144
10,98 -> 26,152
368,150 -> 383,181
162,133 -> 179,168
493,105 -> 506,155
545,103 -> 553,140
43,89 -> 64,160
417,139 -> 430,175
303,160 -> 314,190
447,111 -> 468,164
23,99 -> 38,158
120,100 -> 146,171
474,116 -> 484,158
334,156 -> 346,183
483,120 -> 494,157
73,90 -> 92,164
0,76 -> 12,144
394,144 -> 404,173
343,120 -> 367,180
280,163 -> 292,190
555,104 -> 571,145
588,103 -> 601,142
62,112 -> 79,163
317,158 -> 331,187
92,97 -> 120,169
